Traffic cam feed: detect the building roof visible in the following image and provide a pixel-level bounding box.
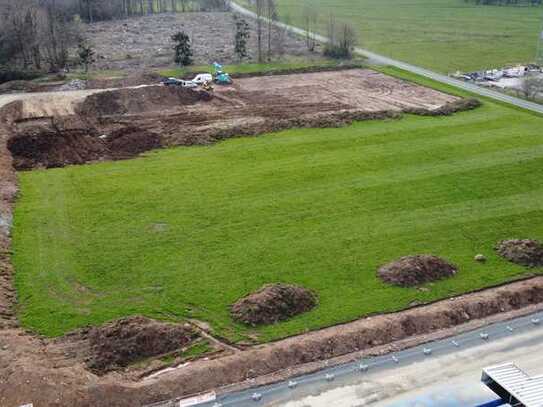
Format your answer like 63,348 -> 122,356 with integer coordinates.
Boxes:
482,363 -> 543,407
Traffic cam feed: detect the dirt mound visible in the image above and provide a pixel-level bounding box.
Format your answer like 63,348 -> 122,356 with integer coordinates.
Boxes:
231,283 -> 318,326
405,98 -> 481,116
85,316 -> 197,374
496,239 -> 543,267
8,128 -> 105,169
77,85 -> 212,117
106,127 -> 161,159
8,120 -> 162,169
378,255 -> 458,287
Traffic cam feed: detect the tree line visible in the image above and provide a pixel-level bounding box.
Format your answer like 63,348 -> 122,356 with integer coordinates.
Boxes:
0,0 -> 228,77
76,0 -> 227,23
0,0 -> 80,75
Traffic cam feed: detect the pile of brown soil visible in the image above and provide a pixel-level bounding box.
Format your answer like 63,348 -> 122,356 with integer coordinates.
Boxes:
231,283 -> 318,326
106,127 -> 161,159
378,255 -> 458,287
77,85 -> 213,117
496,239 -> 543,267
405,98 -> 481,116
85,316 -> 197,374
8,128 -> 105,169
8,120 -> 162,169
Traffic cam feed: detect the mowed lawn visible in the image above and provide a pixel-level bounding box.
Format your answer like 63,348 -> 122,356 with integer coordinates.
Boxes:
267,0 -> 543,73
12,72 -> 543,342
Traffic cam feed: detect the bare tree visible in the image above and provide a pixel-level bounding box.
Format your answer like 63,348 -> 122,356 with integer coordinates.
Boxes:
254,0 -> 265,62
323,14 -> 357,59
0,0 -> 81,73
265,0 -> 276,61
301,2 -> 317,52
273,11 -> 290,57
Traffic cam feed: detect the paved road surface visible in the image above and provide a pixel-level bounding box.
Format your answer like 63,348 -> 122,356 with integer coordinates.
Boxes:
265,327 -> 543,406
230,1 -> 543,116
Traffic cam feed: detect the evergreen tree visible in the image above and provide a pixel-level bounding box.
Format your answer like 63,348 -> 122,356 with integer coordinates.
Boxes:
77,39 -> 95,73
172,31 -> 193,66
234,16 -> 250,62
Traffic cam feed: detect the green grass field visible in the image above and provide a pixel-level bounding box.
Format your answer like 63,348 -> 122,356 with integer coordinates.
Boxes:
256,0 -> 543,73
12,69 -> 543,342
157,58 -> 362,78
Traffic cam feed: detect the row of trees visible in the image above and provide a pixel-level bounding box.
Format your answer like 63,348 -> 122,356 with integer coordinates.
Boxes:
76,0 -> 227,23
0,0 -> 81,73
252,0 -> 357,62
0,0 -> 229,75
253,0 -> 280,62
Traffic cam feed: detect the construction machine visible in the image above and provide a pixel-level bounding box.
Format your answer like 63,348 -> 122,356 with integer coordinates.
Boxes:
213,62 -> 233,85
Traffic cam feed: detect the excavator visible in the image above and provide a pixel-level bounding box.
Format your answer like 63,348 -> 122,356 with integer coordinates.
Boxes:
212,62 -> 233,85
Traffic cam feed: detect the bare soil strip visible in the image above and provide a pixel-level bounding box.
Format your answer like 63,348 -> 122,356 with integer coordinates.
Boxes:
2,69 -> 536,407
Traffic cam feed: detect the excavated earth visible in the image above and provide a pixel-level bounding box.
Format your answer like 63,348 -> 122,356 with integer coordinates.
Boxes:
496,239 -> 543,268
75,316 -> 198,374
378,255 -> 458,287
231,283 -> 318,326
2,68 -> 543,407
6,69 -> 480,170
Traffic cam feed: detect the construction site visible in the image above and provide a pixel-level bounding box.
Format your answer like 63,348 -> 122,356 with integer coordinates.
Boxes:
1,0 -> 543,403
2,58 -> 543,406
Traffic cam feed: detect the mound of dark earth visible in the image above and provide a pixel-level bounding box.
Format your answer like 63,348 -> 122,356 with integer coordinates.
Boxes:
378,255 -> 458,287
496,239 -> 543,267
85,316 -> 197,374
8,121 -> 161,169
231,283 -> 318,326
77,85 -> 213,117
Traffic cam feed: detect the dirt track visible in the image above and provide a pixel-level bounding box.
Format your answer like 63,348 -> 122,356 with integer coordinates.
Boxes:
3,68 -> 537,407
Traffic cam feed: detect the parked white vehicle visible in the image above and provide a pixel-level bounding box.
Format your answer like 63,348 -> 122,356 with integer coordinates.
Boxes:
192,73 -> 213,84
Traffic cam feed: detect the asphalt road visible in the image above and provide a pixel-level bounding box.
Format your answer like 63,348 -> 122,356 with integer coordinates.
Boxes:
230,1 -> 543,115
176,310 -> 543,407
267,326 -> 543,407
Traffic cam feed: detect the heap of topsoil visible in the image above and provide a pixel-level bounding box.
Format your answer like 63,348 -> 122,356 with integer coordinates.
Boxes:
231,283 -> 318,326
76,85 -> 213,117
496,239 -> 543,268
378,255 -> 458,287
85,316 -> 197,374
8,122 -> 161,169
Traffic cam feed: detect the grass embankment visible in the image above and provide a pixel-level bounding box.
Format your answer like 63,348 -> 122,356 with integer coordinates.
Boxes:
157,58 -> 361,78
12,69 -> 543,342
240,0 -> 543,73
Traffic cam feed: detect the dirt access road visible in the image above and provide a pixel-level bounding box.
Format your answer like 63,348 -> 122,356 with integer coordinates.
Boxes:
0,89 -> 112,116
